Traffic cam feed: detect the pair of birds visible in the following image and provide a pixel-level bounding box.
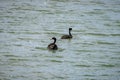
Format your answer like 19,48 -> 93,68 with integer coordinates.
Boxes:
48,28 -> 72,50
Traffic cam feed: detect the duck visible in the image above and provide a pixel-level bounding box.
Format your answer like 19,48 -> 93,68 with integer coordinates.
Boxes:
48,37 -> 58,50
61,28 -> 72,39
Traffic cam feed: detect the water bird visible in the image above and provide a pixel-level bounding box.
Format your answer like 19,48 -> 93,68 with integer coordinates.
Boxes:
48,37 -> 58,50
61,28 -> 72,39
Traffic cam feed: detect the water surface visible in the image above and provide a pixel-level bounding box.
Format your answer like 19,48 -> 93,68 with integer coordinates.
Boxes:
0,0 -> 120,80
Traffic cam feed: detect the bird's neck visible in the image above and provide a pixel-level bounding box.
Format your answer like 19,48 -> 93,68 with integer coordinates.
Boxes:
69,30 -> 72,36
53,39 -> 56,44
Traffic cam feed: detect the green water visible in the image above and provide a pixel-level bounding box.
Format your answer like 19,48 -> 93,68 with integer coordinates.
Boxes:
0,0 -> 120,80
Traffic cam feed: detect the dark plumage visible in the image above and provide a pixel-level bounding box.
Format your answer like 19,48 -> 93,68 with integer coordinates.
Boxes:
48,37 -> 58,50
61,28 -> 72,39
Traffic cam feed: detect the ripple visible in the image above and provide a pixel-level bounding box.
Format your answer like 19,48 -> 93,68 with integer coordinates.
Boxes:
100,64 -> 115,67
55,56 -> 63,58
58,48 -> 65,52
96,41 -> 116,45
101,74 -> 109,76
90,1 -> 105,5
18,37 -> 35,40
76,50 -> 93,52
45,31 -> 60,35
3,54 -> 19,57
85,33 -> 109,36
0,29 -> 4,33
74,64 -> 91,67
85,11 -> 104,15
50,60 -> 62,63
34,9 -> 54,14
55,76 -> 65,79
13,44 -> 22,47
84,74 -> 95,77
9,58 -> 29,61
23,31 -> 41,34
7,31 -> 16,34
110,34 -> 120,36
35,47 -> 47,50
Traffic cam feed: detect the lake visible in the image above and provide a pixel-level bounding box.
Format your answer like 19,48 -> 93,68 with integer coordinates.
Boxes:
0,0 -> 120,80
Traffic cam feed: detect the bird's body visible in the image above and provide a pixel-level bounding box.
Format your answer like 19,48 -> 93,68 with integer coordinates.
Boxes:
48,43 -> 58,50
61,35 -> 72,39
48,37 -> 58,50
61,28 -> 72,39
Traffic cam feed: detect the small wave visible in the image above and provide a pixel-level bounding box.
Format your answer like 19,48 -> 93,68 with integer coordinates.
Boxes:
85,33 -> 109,36
50,60 -> 62,63
74,64 -> 91,67
35,47 -> 47,50
96,41 -> 116,45
110,34 -> 120,36
100,64 -> 115,67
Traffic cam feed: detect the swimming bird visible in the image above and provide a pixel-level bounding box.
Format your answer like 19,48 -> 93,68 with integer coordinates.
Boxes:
48,37 -> 58,50
61,28 -> 72,39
